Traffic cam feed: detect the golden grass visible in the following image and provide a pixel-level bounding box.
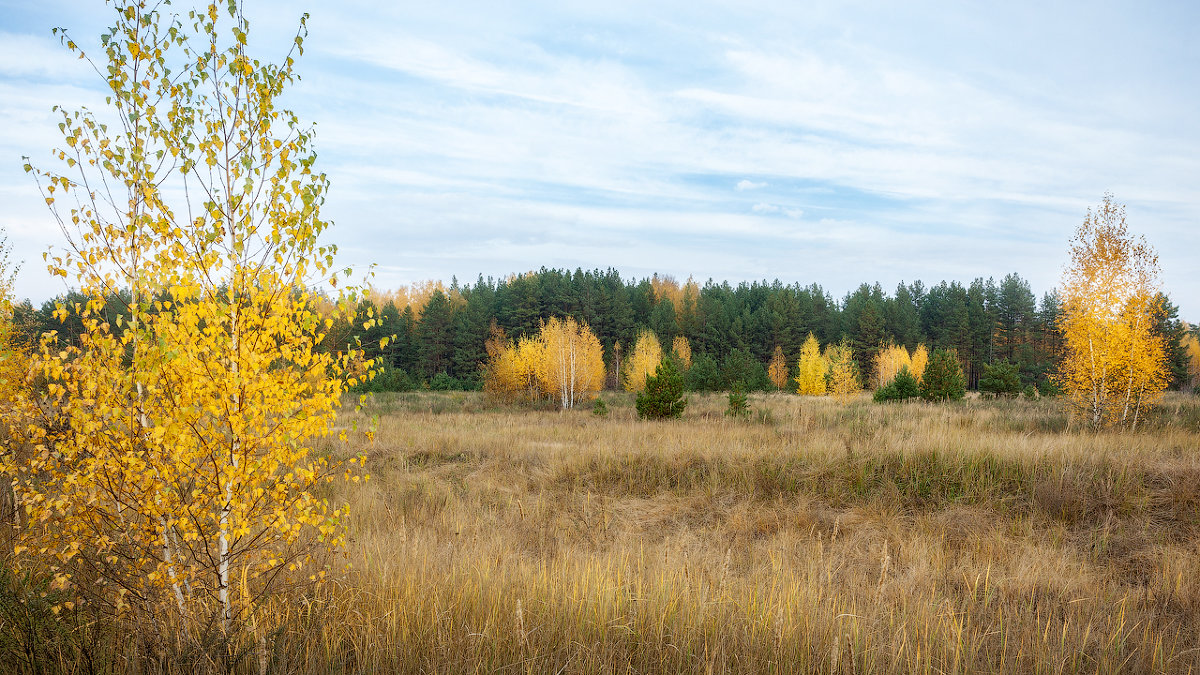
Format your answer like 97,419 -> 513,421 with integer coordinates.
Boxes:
244,391 -> 1200,673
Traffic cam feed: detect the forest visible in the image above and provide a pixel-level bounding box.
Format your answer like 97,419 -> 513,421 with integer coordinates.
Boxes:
13,268 -> 1195,394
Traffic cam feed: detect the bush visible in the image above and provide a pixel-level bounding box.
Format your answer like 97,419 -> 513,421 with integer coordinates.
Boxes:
873,366 -> 921,402
1038,378 -> 1062,398
725,384 -> 750,418
636,358 -> 687,419
979,361 -> 1021,397
920,349 -> 966,401
429,372 -> 459,391
353,362 -> 414,393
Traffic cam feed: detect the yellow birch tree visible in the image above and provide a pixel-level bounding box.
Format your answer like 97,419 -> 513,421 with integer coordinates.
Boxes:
623,330 -> 663,392
1182,326 -> 1200,391
794,333 -> 827,395
767,345 -> 789,390
671,335 -> 692,371
13,0 -> 365,658
826,341 -> 861,403
1055,194 -> 1169,429
537,316 -> 605,409
872,343 -> 912,389
910,344 -> 929,382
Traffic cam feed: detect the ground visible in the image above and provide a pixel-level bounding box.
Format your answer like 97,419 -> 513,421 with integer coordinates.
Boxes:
287,391 -> 1200,673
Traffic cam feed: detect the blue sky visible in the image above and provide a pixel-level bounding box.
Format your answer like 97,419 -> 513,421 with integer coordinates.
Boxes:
1,1 -> 1197,318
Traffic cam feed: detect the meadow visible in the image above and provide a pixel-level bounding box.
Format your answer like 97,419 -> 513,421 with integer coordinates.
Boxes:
255,391 -> 1200,674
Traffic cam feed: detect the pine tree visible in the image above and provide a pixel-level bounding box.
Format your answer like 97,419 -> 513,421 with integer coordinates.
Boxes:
921,349 -> 967,401
635,357 -> 687,419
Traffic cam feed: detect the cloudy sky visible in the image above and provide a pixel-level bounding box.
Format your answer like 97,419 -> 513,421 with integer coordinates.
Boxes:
1,1 -> 1197,318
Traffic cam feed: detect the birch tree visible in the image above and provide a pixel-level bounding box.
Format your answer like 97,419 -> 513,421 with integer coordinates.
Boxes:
14,0 -> 366,660
622,330 -> 663,393
537,316 -> 605,409
1056,194 -> 1168,429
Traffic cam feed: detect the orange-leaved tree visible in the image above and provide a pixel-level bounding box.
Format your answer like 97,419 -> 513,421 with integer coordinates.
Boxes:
1055,194 -> 1169,429
795,333 -> 827,395
767,345 -> 789,390
623,330 -> 663,392
13,0 -> 367,659
671,335 -> 692,371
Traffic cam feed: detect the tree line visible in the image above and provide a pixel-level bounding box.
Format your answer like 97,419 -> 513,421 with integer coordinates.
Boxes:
15,268 -> 1194,394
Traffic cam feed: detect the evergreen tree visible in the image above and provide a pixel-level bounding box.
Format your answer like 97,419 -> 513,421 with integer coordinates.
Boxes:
979,360 -> 1021,397
921,349 -> 967,401
636,358 -> 687,419
685,353 -> 723,391
873,366 -> 921,402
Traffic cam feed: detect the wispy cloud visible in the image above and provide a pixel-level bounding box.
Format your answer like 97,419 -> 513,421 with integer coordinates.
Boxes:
0,0 -> 1197,316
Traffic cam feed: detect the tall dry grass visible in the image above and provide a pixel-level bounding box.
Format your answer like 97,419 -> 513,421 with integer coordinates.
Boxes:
250,391 -> 1200,673
7,391 -> 1200,672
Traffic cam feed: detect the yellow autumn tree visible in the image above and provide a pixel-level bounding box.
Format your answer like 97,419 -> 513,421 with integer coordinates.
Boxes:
671,335 -> 692,371
872,343 -> 912,389
826,341 -> 861,403
484,329 -> 543,403
1182,325 -> 1200,391
910,344 -> 929,381
767,345 -> 789,390
623,330 -> 663,392
795,333 -> 827,395
13,0 -> 365,658
537,316 -> 606,409
1055,194 -> 1169,429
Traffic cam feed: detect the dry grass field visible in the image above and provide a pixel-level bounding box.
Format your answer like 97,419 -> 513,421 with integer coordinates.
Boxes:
253,391 -> 1200,674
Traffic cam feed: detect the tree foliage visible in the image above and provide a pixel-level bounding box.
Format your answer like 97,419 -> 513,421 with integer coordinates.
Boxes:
671,335 -> 692,371
795,333 -> 827,396
825,341 -> 861,403
1055,195 -> 1169,429
767,345 -> 789,390
872,343 -> 912,389
921,349 -> 966,401
635,357 -> 687,420
623,330 -> 663,392
10,0 -> 365,656
873,366 -> 921,402
979,361 -> 1021,397
909,344 -> 929,382
537,316 -> 606,409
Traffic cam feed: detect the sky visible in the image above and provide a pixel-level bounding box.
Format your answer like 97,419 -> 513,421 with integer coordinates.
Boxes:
1,1 -> 1197,319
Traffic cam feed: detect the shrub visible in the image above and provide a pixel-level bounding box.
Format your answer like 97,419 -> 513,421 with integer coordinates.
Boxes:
1038,378 -> 1063,398
354,363 -> 414,393
920,349 -> 966,401
636,358 -> 687,419
725,384 -> 750,418
873,366 -> 921,402
429,372 -> 459,391
979,361 -> 1021,397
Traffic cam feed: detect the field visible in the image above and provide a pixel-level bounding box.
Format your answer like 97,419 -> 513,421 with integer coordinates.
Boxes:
250,391 -> 1200,674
